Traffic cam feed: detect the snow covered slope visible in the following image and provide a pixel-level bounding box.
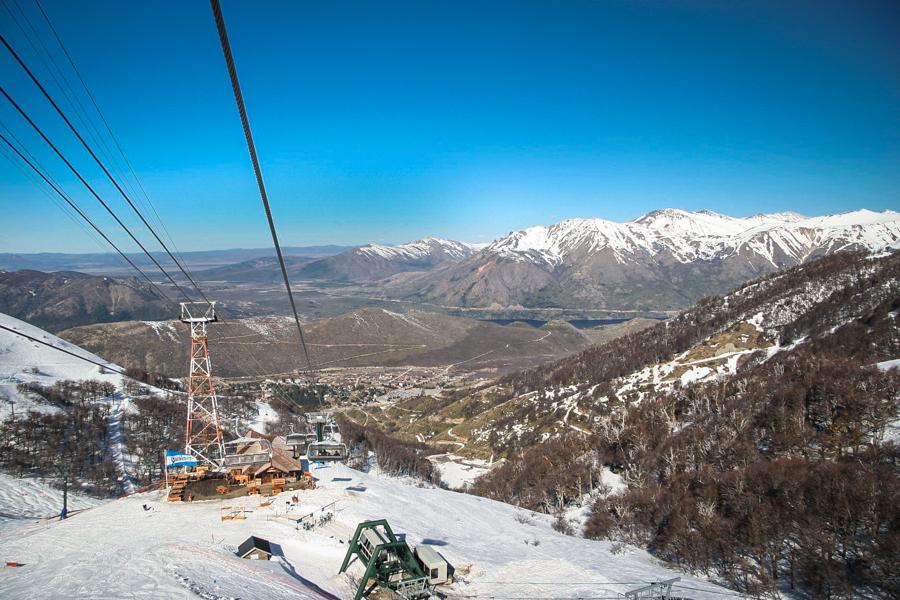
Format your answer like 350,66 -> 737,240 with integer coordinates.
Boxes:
299,237 -> 479,282
461,250 -> 900,454
0,472 -> 102,531
0,463 -> 736,599
0,312 -> 123,417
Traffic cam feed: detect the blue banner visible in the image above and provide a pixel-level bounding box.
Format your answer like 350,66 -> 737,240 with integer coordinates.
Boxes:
165,450 -> 198,468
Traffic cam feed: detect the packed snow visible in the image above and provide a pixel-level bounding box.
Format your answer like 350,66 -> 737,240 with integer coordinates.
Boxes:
250,399 -> 281,433
428,453 -> 493,489
876,358 -> 900,372
0,472 -> 102,531
0,463 -> 738,599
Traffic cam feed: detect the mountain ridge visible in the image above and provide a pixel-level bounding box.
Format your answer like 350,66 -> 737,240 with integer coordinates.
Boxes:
295,237 -> 479,282
387,208 -> 900,309
0,269 -> 170,332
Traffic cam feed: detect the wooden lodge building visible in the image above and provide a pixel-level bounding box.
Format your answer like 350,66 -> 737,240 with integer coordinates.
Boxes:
229,429 -> 304,484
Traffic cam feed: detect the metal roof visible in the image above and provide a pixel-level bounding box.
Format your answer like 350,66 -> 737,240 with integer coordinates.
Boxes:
237,536 -> 273,558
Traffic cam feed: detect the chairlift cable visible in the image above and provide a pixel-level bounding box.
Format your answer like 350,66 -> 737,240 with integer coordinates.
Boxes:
4,23 -> 316,409
0,120 -> 168,298
0,127 -> 106,251
32,0 -> 193,275
0,82 -> 195,303
1,11 -> 317,419
0,32 -> 213,307
0,129 -> 175,304
0,323 -> 132,378
4,20 -> 320,408
208,0 -> 315,379
0,0 -> 119,172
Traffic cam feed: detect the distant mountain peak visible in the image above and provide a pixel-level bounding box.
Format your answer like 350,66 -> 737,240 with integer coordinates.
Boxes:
296,236 -> 478,282
748,211 -> 806,222
356,237 -> 475,261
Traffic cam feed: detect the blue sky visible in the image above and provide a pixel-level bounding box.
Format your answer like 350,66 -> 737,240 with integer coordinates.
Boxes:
0,0 -> 898,252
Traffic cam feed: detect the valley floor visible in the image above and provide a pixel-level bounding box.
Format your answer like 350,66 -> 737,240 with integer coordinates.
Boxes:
0,464 -> 740,599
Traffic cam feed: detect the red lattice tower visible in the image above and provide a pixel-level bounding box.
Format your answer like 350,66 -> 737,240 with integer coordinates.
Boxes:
181,302 -> 225,467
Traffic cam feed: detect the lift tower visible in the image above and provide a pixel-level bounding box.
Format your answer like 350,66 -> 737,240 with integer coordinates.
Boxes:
181,302 -> 225,467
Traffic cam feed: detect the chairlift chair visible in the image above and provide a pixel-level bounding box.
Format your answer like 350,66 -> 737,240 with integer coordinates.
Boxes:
285,431 -> 319,458
304,412 -> 349,462
221,436 -> 274,469
307,440 -> 349,462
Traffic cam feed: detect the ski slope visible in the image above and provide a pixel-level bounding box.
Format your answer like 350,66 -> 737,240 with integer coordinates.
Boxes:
0,312 -> 123,418
0,463 -> 740,599
0,312 -> 141,492
0,472 -> 102,532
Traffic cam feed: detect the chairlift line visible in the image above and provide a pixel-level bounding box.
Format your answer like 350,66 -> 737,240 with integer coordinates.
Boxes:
0,129 -> 175,304
2,0 -> 121,179
0,82 -> 197,303
0,126 -> 108,258
1,7 -> 324,429
2,6 -> 309,412
0,32 -> 214,308
209,0 -> 316,379
32,0 -> 195,279
1,114 -> 305,415
4,10 -> 323,405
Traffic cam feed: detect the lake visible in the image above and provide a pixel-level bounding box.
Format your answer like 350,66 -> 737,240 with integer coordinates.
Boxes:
480,318 -> 634,329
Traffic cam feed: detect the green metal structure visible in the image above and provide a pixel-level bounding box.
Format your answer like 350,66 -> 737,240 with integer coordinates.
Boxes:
339,519 -> 432,600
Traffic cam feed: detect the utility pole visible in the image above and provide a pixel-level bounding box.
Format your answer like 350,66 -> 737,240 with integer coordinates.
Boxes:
60,471 -> 68,520
59,398 -> 74,519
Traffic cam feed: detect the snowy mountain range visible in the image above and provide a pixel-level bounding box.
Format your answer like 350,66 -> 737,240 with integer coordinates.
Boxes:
388,208 -> 900,310
296,237 -> 479,282
488,208 -> 900,266
6,209 -> 898,314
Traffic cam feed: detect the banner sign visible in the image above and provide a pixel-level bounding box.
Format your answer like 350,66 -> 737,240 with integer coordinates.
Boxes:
165,450 -> 198,468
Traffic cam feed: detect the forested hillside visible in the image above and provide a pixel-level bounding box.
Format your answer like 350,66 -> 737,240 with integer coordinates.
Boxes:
0,270 -> 168,331
464,251 -> 900,598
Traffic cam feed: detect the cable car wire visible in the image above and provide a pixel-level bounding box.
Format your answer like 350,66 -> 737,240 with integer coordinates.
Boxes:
0,129 -> 175,303
0,82 -> 196,302
0,24 -> 293,391
0,123 -> 106,250
3,112 -> 316,416
0,32 -> 212,306
0,0 -> 114,167
32,0 -> 193,276
3,5 -> 321,416
0,323 -> 132,378
209,0 -> 315,379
